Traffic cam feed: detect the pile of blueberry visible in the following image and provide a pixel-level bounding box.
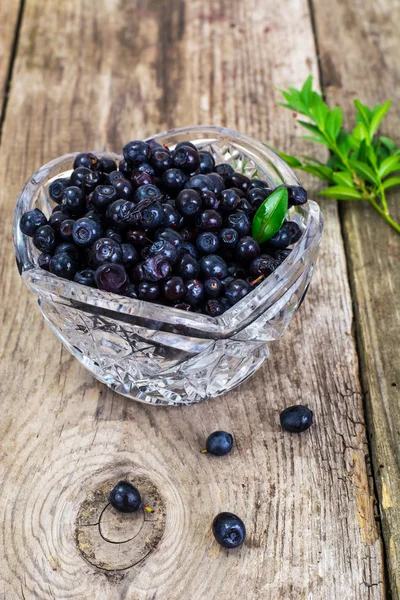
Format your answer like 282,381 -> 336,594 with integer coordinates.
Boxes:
19,139 -> 307,316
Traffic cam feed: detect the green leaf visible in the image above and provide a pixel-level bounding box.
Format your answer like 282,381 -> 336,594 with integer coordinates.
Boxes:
252,187 -> 288,243
366,145 -> 378,169
282,89 -> 308,115
369,100 -> 392,137
354,100 -> 372,127
351,122 -> 370,144
382,176 -> 400,190
357,139 -> 367,162
302,135 -> 329,146
326,107 -> 343,140
278,151 -> 303,168
310,92 -> 329,128
378,156 -> 400,179
300,75 -> 313,106
300,164 -> 334,182
319,186 -> 363,200
379,136 -> 396,152
350,159 -> 380,185
332,171 -> 354,187
298,120 -> 327,145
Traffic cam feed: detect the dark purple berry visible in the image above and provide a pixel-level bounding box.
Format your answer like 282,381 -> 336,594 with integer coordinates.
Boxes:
198,151 -> 215,174
85,209 -> 103,222
33,225 -> 56,253
72,217 -> 103,248
92,185 -> 117,211
134,184 -> 163,204
204,277 -> 223,298
267,221 -> 301,249
223,211 -> 251,237
20,209 -> 47,236
185,174 -> 214,193
247,187 -> 272,210
219,228 -> 239,249
73,152 -> 100,171
227,263 -> 246,278
162,203 -> 181,229
48,212 -> 69,232
212,512 -> 246,548
63,186 -> 86,216
54,242 -> 80,262
173,145 -> 200,173
154,228 -> 183,249
131,170 -> 153,188
74,268 -> 96,287
196,231 -> 220,254
214,163 -> 235,180
199,254 -> 228,280
38,253 -> 52,271
121,243 -> 138,266
49,252 -> 78,280
226,172 -> 251,193
220,189 -> 241,212
163,276 -> 186,302
137,281 -> 159,301
124,284 -> 138,298
179,241 -> 198,259
94,263 -> 129,293
106,200 -> 139,230
225,278 -> 252,305
175,141 -> 197,151
280,405 -> 313,433
126,229 -> 147,246
196,209 -> 223,232
82,171 -> 102,195
49,178 -> 70,204
113,178 -> 134,201
184,279 -> 204,306
176,189 -> 203,218
140,202 -> 164,229
70,167 -> 92,188
201,190 -> 220,210
99,157 -> 117,174
135,256 -> 172,282
118,159 -> 133,178
90,238 -> 123,266
174,302 -> 191,311
274,248 -> 292,262
205,430 -> 233,455
279,184 -> 307,207
207,173 -> 225,195
248,178 -> 271,192
150,148 -> 172,175
205,298 -> 227,317
161,168 -> 187,195
236,236 -> 260,262
148,239 -> 178,264
249,255 -> 279,278
105,228 -> 123,243
123,140 -> 151,165
176,254 -> 200,280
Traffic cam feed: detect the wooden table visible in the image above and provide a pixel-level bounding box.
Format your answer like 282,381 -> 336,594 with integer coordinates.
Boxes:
0,1 -> 399,598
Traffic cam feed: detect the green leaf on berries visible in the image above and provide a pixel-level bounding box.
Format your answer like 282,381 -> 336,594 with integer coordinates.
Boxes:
252,187 -> 288,243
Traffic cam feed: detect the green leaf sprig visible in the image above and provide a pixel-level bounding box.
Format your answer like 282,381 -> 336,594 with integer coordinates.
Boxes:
277,76 -> 400,234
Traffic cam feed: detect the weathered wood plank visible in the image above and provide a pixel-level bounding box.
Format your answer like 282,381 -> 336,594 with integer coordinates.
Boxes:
0,0 -> 21,110
0,0 -> 384,598
311,0 -> 400,596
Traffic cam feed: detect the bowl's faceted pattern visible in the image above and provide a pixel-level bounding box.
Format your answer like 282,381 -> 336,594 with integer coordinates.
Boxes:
13,126 -> 323,405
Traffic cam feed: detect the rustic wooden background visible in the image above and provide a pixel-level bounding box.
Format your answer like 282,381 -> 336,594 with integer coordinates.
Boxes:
0,1 -> 399,599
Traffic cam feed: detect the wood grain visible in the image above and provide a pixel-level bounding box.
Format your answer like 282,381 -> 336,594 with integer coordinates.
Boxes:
311,0 -> 400,596
0,0 -> 21,110
0,0 -> 384,598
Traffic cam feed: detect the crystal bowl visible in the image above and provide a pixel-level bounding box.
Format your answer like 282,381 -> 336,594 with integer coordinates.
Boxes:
13,126 -> 323,405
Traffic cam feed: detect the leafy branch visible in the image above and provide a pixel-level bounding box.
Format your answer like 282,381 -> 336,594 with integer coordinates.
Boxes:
277,76 -> 400,234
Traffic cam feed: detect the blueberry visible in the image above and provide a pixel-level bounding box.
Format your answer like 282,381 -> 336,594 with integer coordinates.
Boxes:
285,221 -> 302,243
137,280 -> 160,300
212,512 -> 246,548
204,277 -> 223,298
54,242 -> 80,262
124,284 -> 138,298
280,405 -> 313,433
198,151 -> 215,174
92,185 -> 117,211
113,178 -> 134,201
49,252 -> 78,280
236,236 -> 260,262
106,200 -> 139,231
72,217 -> 103,248
48,211 -> 69,232
82,171 -> 102,195
179,241 -> 198,259
118,159 -> 133,178
52,204 -> 71,215
99,157 -> 118,174
274,248 -> 292,262
225,278 -> 251,305
161,168 -> 187,195
214,163 -> 235,180
63,186 -> 86,216
219,228 -> 239,249
121,243 -> 138,266
33,225 -> 56,253
278,184 -> 307,206
221,275 -> 235,289
148,239 -> 178,264
134,161 -> 155,176
220,189 -> 241,212
140,202 -> 164,229
229,186 -> 246,198
85,209 -> 103,223
131,170 -> 153,188
73,152 -> 100,171
239,198 -> 255,214
249,255 -> 279,278
223,211 -> 251,237
90,238 -> 123,266
109,481 -> 148,513
154,228 -> 183,249
199,254 -> 228,280
38,253 -> 52,271
226,172 -> 251,193
176,254 -> 200,280
185,174 -> 214,193
134,256 -> 172,282
49,178 -> 70,204
184,279 -> 204,306
227,263 -> 246,278
74,268 -> 96,287
248,178 -> 271,192
123,140 -> 151,165
163,276 -> 186,302
108,170 -> 125,185
150,148 -> 172,175
176,189 -> 203,218
105,228 -> 123,243
205,298 -> 227,317
70,167 -> 92,188
175,140 -> 197,151
20,209 -> 47,236
162,203 -> 181,229
207,173 -> 225,195
201,190 -> 220,210
196,231 -> 220,254
126,229 -> 147,246
134,184 -> 163,204
196,209 -> 223,232
204,430 -> 233,456
94,263 -> 129,293
173,144 -> 200,173
267,222 -> 300,249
